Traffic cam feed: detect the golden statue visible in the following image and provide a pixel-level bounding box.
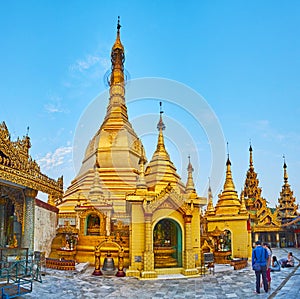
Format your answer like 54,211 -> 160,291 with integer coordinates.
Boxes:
154,224 -> 165,246
92,243 -> 102,276
9,234 -> 18,248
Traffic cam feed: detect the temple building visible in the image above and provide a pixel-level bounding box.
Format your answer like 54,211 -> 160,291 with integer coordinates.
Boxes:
51,20 -> 207,277
0,122 -> 63,254
205,156 -> 252,261
243,145 -> 299,247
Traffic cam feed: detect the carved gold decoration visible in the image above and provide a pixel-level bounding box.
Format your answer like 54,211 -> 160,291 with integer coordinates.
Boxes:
24,188 -> 38,199
142,184 -> 187,215
78,207 -> 106,236
0,122 -> 63,201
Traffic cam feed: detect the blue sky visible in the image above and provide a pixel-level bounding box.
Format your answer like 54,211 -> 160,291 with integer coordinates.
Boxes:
0,1 -> 299,208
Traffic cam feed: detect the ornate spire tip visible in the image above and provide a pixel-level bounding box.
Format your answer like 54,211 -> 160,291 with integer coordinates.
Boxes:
117,16 -> 121,31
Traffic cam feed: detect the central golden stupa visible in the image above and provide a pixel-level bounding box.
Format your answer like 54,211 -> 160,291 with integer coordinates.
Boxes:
50,19 -> 208,278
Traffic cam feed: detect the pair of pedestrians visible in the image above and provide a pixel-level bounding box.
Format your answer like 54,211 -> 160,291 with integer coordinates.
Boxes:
252,240 -> 271,294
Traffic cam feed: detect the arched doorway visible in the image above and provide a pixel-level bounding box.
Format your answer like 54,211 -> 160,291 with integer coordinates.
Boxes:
153,219 -> 182,268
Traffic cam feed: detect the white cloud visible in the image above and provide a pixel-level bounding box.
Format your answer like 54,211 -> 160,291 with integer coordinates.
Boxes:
44,103 -> 63,113
44,94 -> 68,114
70,54 -> 109,73
37,146 -> 73,171
249,119 -> 286,141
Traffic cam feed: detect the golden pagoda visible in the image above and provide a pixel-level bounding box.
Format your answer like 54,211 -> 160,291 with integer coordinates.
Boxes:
206,155 -> 252,260
243,145 -> 281,246
51,20 -> 207,277
274,159 -> 299,224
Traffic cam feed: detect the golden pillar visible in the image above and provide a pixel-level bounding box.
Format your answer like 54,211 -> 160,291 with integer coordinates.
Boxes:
276,233 -> 280,248
141,214 -> 156,278
182,214 -> 197,275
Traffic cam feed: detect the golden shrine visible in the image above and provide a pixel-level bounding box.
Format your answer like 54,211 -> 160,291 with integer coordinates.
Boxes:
0,122 -> 63,251
243,145 -> 299,247
47,19 -> 299,277
205,156 -> 252,261
49,19 -> 206,278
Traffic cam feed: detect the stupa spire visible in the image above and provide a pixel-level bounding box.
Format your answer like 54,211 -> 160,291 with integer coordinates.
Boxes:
239,190 -> 248,214
103,16 -> 129,124
144,101 -> 183,192
243,143 -> 263,207
155,102 -> 168,157
137,145 -> 147,189
276,156 -> 299,223
88,164 -> 104,202
110,16 -> 124,86
283,155 -> 288,184
214,147 -> 241,216
249,142 -> 254,170
223,155 -> 235,191
185,156 -> 195,192
206,179 -> 215,215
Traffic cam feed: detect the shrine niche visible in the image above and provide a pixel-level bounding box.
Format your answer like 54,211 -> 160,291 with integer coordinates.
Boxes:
153,218 -> 182,268
87,213 -> 101,235
79,208 -> 106,236
208,226 -> 232,264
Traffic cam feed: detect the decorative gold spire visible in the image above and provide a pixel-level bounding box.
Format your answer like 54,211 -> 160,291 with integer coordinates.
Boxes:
145,102 -> 183,192
137,145 -> 147,189
249,143 -> 254,170
112,16 -> 124,51
223,155 -> 235,191
206,181 -> 215,216
103,16 -> 129,124
276,156 -> 299,223
154,102 -> 169,158
283,155 -> 288,184
239,190 -> 248,214
88,164 -> 104,202
243,144 -> 263,208
214,153 -> 241,216
110,16 -> 125,86
185,156 -> 195,192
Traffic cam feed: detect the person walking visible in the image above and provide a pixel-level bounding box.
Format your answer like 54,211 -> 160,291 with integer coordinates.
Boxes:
252,240 -> 269,294
263,242 -> 272,290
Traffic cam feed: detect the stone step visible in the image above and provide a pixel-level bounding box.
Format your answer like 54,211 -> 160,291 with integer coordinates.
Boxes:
214,263 -> 234,272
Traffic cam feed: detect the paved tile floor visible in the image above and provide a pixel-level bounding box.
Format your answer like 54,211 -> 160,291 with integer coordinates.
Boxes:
23,248 -> 300,299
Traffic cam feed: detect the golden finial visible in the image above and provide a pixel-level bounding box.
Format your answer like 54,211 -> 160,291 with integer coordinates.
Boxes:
154,101 -> 168,156
186,155 -> 195,192
249,140 -> 253,168
223,142 -> 235,191
226,142 -> 231,165
157,101 -> 166,131
110,17 -> 125,86
112,16 -> 124,51
187,155 -> 193,172
283,155 -> 288,183
117,16 -> 121,32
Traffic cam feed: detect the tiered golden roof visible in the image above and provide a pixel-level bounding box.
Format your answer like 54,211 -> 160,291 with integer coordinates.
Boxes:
275,160 -> 299,223
144,103 -> 184,193
214,156 -> 242,215
243,145 -> 280,229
